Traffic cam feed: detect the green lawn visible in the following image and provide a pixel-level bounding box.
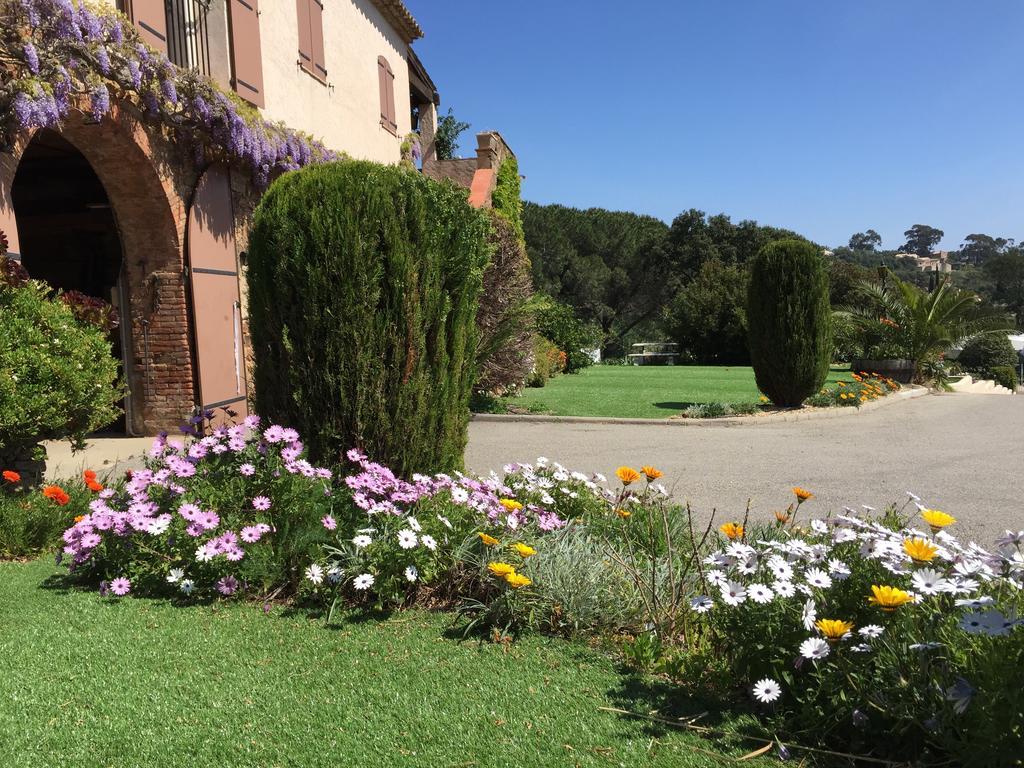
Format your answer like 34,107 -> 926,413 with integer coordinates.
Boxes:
495,365 -> 853,419
0,559 -> 757,768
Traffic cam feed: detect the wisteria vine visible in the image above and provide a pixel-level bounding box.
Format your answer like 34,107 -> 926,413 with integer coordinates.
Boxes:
0,0 -> 335,185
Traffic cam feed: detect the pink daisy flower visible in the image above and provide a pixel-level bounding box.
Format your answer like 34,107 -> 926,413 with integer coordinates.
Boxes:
321,515 -> 337,531
252,496 -> 271,511
109,577 -> 131,596
240,526 -> 262,543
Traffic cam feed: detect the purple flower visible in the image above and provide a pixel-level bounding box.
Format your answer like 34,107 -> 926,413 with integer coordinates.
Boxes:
95,45 -> 111,75
12,92 -> 34,130
239,463 -> 256,477
198,511 -> 220,530
110,577 -> 131,596
252,496 -> 271,511
89,84 -> 110,123
240,526 -> 262,543
321,515 -> 337,531
81,533 -> 102,549
23,42 -> 39,74
217,575 -> 239,596
225,547 -> 245,562
98,580 -> 110,597
127,59 -> 142,89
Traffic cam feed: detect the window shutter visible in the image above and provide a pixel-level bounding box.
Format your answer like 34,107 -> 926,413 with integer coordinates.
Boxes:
128,0 -> 168,54
296,0 -> 312,73
309,0 -> 327,81
228,0 -> 264,107
378,56 -> 396,133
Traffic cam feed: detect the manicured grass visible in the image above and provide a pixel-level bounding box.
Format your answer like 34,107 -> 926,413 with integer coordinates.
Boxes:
497,365 -> 854,419
0,559 -> 757,768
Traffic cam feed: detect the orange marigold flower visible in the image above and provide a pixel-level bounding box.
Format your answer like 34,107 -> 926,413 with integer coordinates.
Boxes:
792,487 -> 814,502
2,470 -> 20,484
42,485 -> 71,506
616,466 -> 641,485
719,522 -> 744,540
640,465 -> 663,481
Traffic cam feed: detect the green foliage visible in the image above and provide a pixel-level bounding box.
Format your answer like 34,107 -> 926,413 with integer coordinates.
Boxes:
247,161 -> 490,475
475,212 -> 535,394
0,270 -> 122,462
747,240 -> 832,407
433,107 -> 470,160
662,258 -> 749,364
681,401 -> 761,418
847,229 -> 882,251
958,333 -> 1018,372
0,478 -> 86,559
535,297 -> 600,373
989,365 -> 1019,391
901,223 -> 944,256
838,274 -> 1017,380
491,156 -> 524,244
982,251 -> 1024,324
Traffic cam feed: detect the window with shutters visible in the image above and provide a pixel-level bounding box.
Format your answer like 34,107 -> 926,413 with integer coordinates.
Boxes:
377,55 -> 397,135
296,0 -> 327,83
228,0 -> 265,107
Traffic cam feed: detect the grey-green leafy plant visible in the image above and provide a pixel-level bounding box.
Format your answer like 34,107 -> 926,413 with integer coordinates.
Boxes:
433,108 -> 470,161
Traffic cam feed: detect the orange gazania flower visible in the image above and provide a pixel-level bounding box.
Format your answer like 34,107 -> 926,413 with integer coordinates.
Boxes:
477,532 -> 500,547
719,522 -> 744,540
83,470 -> 97,483
615,507 -> 631,519
903,537 -> 938,564
774,509 -> 791,524
640,465 -> 663,481
2,470 -> 20,484
616,466 -> 641,485
868,585 -> 914,611
505,572 -> 531,589
86,480 -> 104,492
42,485 -> 71,506
73,515 -> 86,523
792,487 -> 814,502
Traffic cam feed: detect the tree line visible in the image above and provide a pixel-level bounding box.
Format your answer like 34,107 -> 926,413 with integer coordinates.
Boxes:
523,204 -> 1023,363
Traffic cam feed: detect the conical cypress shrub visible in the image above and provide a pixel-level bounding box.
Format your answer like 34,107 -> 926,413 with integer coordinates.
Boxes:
246,161 -> 491,475
747,239 -> 832,407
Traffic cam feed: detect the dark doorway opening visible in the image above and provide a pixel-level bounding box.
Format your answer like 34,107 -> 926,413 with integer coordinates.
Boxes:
12,129 -> 130,433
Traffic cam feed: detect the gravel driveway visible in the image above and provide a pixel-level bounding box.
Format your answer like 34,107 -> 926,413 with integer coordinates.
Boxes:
466,394 -> 1024,542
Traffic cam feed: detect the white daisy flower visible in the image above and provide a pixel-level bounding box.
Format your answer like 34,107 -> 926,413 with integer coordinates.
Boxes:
352,534 -> 372,548
195,544 -> 215,562
960,610 -> 1010,636
748,583 -> 774,604
911,568 -> 949,596
851,643 -> 873,653
436,515 -> 453,529
147,516 -> 171,535
706,569 -> 728,587
704,552 -> 732,568
353,573 -> 375,591
720,581 -> 747,606
166,568 -> 184,583
752,678 -> 781,704
405,565 -> 418,582
828,559 -> 851,580
810,519 -> 828,534
327,566 -> 344,584
179,579 -> 195,595
804,568 -> 832,589
945,678 -> 975,715
689,596 -> 714,613
406,516 -> 422,532
799,637 -> 830,660
910,642 -> 943,651
858,624 -> 884,639
726,542 -> 755,560
450,487 -> 469,503
772,580 -> 796,598
736,556 -> 759,576
833,528 -> 857,544
802,599 -> 817,631
768,557 -> 794,581
420,534 -> 437,550
955,596 -> 995,608
397,529 -> 418,549
305,564 -> 324,585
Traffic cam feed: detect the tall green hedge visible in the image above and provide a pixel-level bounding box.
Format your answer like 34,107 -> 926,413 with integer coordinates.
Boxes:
246,161 -> 491,474
747,239 -> 832,407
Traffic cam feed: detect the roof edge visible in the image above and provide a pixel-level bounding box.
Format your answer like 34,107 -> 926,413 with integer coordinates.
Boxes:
369,0 -> 423,44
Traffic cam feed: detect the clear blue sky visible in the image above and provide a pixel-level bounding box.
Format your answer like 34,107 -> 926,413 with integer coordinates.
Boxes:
408,0 -> 1024,251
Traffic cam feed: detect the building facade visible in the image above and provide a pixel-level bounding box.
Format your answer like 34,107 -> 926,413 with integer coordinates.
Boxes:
0,0 -> 441,435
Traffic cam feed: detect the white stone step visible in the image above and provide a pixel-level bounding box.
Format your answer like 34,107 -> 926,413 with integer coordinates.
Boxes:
950,375 -> 1014,395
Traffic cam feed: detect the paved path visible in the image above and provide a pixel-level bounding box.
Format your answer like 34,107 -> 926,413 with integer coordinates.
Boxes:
466,394 -> 1024,542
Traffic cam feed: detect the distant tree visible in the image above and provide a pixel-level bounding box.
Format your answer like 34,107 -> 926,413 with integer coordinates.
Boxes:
959,234 -> 1012,266
661,258 -> 749,364
983,251 -> 1024,325
828,259 -> 875,307
901,224 -> 944,256
848,230 -> 882,252
433,108 -> 470,160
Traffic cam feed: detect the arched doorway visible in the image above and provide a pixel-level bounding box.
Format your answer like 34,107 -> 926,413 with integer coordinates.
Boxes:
11,129 -> 132,433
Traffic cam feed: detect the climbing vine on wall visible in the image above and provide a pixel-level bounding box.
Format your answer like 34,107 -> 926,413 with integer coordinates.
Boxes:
0,0 -> 334,185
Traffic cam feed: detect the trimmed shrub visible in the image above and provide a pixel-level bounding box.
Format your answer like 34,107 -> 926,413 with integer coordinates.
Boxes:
0,250 -> 122,468
475,212 -> 535,394
958,334 -> 1017,374
535,298 -> 600,373
247,161 -> 491,475
989,365 -> 1019,391
747,239 -> 832,406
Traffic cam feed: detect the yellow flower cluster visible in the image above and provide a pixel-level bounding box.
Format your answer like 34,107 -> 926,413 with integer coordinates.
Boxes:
483,537 -> 537,588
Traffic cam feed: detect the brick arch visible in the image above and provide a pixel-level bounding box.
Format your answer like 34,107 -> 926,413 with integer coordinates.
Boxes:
2,105 -> 197,435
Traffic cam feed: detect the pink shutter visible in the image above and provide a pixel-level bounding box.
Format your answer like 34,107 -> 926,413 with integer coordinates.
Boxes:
309,0 -> 327,81
228,0 -> 265,107
296,0 -> 312,73
129,0 -> 168,54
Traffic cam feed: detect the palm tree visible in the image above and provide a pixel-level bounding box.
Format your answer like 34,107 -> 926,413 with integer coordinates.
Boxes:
837,272 -> 1016,381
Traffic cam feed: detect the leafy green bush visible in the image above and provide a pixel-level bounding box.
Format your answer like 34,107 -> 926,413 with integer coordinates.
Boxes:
747,239 -> 832,406
535,297 -> 600,373
958,334 -> 1018,380
0,254 -> 121,465
491,156 -> 524,245
989,365 -> 1019,391
662,258 -> 749,364
247,161 -> 491,475
0,473 -> 88,559
526,334 -> 564,387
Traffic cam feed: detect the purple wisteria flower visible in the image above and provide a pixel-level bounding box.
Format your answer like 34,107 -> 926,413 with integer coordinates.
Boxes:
23,42 -> 39,74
